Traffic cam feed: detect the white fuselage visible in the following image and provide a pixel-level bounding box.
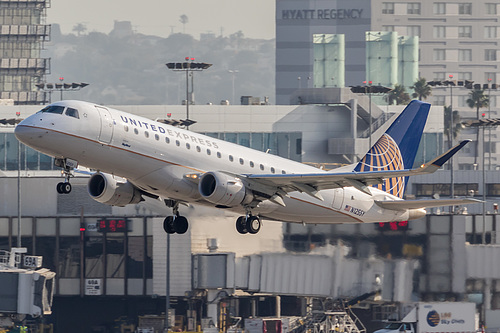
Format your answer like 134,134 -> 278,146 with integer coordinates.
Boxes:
15,101 -> 414,224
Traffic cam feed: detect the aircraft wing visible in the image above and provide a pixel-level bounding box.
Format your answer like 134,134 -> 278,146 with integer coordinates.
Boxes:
244,140 -> 471,198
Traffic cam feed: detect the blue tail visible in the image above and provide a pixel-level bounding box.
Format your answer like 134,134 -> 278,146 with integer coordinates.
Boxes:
354,100 -> 430,198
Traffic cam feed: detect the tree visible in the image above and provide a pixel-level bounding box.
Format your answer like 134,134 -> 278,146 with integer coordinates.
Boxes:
386,84 -> 411,105
466,89 -> 489,166
180,15 -> 189,34
443,105 -> 463,148
72,23 -> 87,36
411,77 -> 432,100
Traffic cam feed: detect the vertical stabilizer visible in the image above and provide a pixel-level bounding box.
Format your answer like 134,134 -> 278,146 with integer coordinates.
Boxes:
354,100 -> 430,198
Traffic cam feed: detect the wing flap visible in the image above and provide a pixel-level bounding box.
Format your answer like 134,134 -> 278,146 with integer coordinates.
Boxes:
375,198 -> 482,211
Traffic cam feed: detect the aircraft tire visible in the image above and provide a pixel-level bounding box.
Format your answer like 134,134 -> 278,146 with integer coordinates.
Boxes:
174,216 -> 188,234
236,216 -> 248,234
56,182 -> 64,194
246,216 -> 261,234
163,216 -> 176,234
62,182 -> 72,194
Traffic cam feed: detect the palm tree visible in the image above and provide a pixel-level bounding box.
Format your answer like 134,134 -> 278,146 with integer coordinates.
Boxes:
443,105 -> 463,149
180,15 -> 189,34
411,77 -> 432,100
467,89 -> 489,166
386,84 -> 411,105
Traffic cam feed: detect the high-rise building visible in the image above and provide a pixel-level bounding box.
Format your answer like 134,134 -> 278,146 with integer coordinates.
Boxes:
0,0 -> 50,105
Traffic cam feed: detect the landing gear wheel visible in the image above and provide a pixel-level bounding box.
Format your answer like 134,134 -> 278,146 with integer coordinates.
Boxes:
56,182 -> 72,194
236,216 -> 248,234
246,216 -> 261,234
163,216 -> 175,234
173,216 -> 188,234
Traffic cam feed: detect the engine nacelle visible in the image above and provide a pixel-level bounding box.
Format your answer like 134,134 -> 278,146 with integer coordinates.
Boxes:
199,171 -> 253,207
87,172 -> 142,207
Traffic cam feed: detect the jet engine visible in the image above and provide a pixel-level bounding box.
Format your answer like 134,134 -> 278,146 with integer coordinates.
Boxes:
198,171 -> 253,207
87,172 -> 142,207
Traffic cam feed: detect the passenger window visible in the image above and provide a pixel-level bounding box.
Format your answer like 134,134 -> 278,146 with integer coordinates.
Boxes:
134,128 -> 139,135
217,152 -> 221,158
260,164 -> 264,171
165,137 -> 170,144
282,170 -> 286,174
186,143 -> 191,149
39,105 -> 65,114
229,155 -> 234,162
176,140 -> 180,146
124,125 -> 129,132
250,161 -> 254,168
196,146 -> 201,152
144,131 -> 149,138
271,167 -> 275,174
207,149 -> 211,155
239,158 -> 244,165
65,107 -> 79,118
155,134 -> 159,141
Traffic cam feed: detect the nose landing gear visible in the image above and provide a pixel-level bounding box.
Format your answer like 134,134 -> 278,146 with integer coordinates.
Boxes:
55,158 -> 77,194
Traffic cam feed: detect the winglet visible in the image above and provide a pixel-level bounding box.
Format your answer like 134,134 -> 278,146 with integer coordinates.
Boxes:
419,140 -> 471,173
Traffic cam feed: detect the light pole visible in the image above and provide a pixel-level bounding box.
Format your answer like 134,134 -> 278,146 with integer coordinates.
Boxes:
166,59 -> 212,129
35,82 -> 89,104
228,70 -> 239,105
449,74 -> 455,206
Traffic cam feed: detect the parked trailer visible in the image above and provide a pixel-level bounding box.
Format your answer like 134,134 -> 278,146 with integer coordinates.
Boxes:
373,302 -> 477,333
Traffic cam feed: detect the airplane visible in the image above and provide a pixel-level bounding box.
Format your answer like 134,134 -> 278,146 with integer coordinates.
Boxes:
14,99 -> 478,235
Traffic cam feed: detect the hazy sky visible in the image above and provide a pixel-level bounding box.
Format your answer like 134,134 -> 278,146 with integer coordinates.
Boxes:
48,0 -> 276,39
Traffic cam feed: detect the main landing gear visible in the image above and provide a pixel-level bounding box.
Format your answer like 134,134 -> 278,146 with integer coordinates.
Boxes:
55,158 -> 75,194
235,215 -> 261,234
163,200 -> 189,234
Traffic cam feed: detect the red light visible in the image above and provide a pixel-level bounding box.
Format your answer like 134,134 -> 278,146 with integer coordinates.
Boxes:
398,221 -> 408,227
449,74 -> 453,78
59,77 -> 64,81
482,113 -> 486,118
80,227 -> 85,232
190,57 -> 195,61
389,221 -> 398,230
488,78 -> 492,82
363,81 -> 367,84
368,81 -> 372,85
185,57 -> 189,60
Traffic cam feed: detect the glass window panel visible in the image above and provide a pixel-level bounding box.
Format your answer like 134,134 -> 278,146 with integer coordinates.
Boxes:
106,236 -> 124,278
224,133 -> 237,144
26,146 -> 39,170
0,133 -> 5,170
128,236 -> 145,278
40,153 -> 53,170
238,133 -> 250,147
58,236 -> 81,278
36,237 -> 56,272
85,236 -> 104,278
6,133 -> 19,170
250,133 -> 263,151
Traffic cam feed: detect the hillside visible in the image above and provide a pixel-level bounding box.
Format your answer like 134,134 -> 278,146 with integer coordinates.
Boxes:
43,23 -> 275,106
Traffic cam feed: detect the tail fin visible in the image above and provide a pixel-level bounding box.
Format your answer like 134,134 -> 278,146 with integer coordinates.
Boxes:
354,100 -> 430,198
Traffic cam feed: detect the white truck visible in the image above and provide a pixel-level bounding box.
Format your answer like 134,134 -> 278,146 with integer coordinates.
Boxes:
374,302 -> 477,333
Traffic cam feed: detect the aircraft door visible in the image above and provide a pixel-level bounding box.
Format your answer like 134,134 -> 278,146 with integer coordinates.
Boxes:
332,188 -> 344,210
95,106 -> 114,143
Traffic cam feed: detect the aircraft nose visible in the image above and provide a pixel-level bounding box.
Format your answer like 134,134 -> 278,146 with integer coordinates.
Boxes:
15,120 -> 42,145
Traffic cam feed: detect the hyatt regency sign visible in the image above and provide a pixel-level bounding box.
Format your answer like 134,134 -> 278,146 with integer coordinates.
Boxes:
281,9 -> 363,20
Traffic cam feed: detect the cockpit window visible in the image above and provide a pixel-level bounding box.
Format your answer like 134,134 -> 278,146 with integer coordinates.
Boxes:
39,105 -> 65,114
65,107 -> 79,119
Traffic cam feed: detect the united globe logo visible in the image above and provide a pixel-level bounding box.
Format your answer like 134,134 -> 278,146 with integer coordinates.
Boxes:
426,310 -> 440,327
356,134 -> 405,198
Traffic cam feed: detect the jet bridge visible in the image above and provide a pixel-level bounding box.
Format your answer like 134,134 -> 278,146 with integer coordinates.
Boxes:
0,248 -> 55,321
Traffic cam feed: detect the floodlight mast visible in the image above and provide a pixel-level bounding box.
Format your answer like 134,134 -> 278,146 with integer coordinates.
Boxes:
166,58 -> 212,129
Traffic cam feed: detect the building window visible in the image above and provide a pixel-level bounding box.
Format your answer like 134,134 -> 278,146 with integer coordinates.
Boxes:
458,26 -> 472,38
383,25 -> 395,32
485,73 -> 496,84
458,95 -> 468,107
459,49 -> 472,62
433,49 -> 446,61
459,3 -> 472,15
407,3 -> 421,14
486,3 -> 497,15
407,26 -> 421,37
433,72 -> 446,80
433,26 -> 446,38
433,95 -> 446,105
434,2 -> 446,15
382,2 -> 394,14
485,49 -> 497,61
416,183 -> 478,197
484,26 -> 497,39
458,72 -> 472,80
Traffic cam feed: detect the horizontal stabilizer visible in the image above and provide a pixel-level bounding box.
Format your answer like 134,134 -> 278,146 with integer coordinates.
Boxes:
375,198 -> 482,211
